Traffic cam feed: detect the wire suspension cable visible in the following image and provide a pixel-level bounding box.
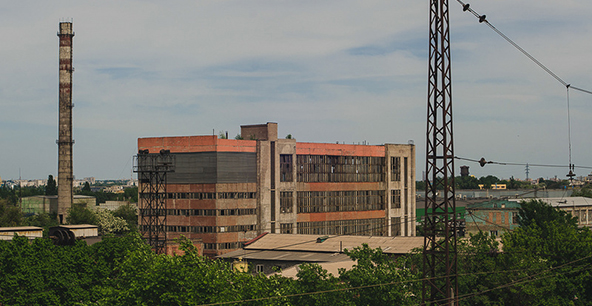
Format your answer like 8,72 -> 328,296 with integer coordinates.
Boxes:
455,0 -> 592,92
567,87 -> 573,169
454,156 -> 592,170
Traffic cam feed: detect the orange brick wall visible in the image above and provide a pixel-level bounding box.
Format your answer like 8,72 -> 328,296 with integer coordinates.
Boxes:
296,142 -> 385,157
138,136 -> 257,153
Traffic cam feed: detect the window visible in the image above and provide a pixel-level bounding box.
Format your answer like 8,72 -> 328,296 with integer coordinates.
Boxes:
280,154 -> 293,182
391,157 -> 401,181
392,217 -> 401,236
280,223 -> 293,234
391,190 -> 401,208
296,155 -> 385,182
490,230 -> 498,237
280,191 -> 293,213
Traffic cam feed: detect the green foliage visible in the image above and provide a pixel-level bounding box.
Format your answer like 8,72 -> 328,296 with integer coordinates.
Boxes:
96,209 -> 129,235
500,199 -> 592,304
538,178 -> 570,189
235,134 -> 244,140
516,199 -> 577,228
0,198 -> 22,227
340,244 -> 418,305
286,134 -> 292,139
22,212 -> 59,230
76,189 -> 118,204
0,186 -> 18,205
45,175 -> 57,196
120,186 -> 138,203
112,203 -> 138,231
478,175 -> 501,189
416,180 -> 426,191
5,200 -> 592,305
67,204 -> 98,225
456,175 -> 479,189
572,183 -> 592,198
82,181 -> 91,192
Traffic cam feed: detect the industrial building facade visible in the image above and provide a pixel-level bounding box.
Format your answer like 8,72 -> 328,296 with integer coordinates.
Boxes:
138,123 -> 416,256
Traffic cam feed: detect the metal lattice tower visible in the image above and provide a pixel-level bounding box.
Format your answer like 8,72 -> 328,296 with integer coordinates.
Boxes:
423,0 -> 458,304
57,21 -> 74,224
134,150 -> 175,254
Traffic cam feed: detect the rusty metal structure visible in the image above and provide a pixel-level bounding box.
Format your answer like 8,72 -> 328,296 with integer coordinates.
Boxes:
57,21 -> 75,224
134,150 -> 175,254
423,0 -> 457,304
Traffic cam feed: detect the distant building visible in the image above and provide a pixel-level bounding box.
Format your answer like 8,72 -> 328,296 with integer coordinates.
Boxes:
509,197 -> 592,228
218,233 -> 424,275
137,122 -> 416,257
20,195 -> 96,215
465,200 -> 521,237
0,226 -> 43,240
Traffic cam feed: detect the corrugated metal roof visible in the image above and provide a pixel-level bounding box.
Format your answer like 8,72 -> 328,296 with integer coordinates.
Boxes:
242,234 -> 424,255
0,226 -> 43,232
57,224 -> 98,229
219,249 -> 352,262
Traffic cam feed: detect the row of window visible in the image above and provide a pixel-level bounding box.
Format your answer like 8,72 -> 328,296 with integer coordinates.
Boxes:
140,208 -> 257,217
141,192 -> 258,200
297,218 -> 386,236
296,190 -> 386,213
295,155 -> 386,183
280,223 -> 293,234
204,242 -> 244,250
165,224 -> 256,233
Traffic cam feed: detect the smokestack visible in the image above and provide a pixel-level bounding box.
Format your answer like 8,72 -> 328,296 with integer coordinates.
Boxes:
57,21 -> 74,224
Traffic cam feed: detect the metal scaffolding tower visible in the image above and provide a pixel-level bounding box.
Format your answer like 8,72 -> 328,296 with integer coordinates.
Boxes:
134,149 -> 175,254
423,0 -> 458,304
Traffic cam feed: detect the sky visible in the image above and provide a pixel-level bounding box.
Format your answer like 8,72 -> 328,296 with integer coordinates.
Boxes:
1,0 -> 592,181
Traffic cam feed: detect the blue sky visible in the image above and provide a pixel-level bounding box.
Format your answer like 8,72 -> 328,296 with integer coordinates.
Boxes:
1,0 -> 592,181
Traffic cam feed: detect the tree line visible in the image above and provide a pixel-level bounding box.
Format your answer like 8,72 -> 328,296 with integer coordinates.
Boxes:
417,175 -> 573,191
1,200 -> 592,305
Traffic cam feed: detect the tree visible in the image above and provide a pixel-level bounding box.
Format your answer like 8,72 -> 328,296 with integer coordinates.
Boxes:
66,204 -> 98,225
478,175 -> 500,189
82,181 -> 91,192
456,175 -> 479,189
22,212 -> 59,230
96,209 -> 129,235
46,174 -> 57,196
339,244 -> 418,305
500,199 -> 592,304
0,199 -> 22,227
112,203 -> 138,231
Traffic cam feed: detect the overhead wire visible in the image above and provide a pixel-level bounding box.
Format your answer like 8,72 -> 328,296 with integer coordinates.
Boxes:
454,0 -> 592,180
455,156 -> 592,170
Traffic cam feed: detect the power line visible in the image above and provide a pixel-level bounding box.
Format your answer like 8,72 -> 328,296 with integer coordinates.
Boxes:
455,0 -> 592,94
455,156 -> 592,170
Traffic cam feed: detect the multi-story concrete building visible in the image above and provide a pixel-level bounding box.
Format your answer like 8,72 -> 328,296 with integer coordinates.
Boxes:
137,123 -> 416,257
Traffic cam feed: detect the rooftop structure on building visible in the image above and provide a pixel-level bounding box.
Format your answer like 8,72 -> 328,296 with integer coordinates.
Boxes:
137,122 -> 416,257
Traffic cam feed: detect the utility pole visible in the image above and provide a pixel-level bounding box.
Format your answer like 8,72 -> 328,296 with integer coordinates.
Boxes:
423,0 -> 458,304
